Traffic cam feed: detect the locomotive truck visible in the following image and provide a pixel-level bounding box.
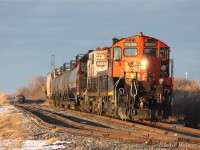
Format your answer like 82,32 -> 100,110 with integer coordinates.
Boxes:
46,32 -> 174,120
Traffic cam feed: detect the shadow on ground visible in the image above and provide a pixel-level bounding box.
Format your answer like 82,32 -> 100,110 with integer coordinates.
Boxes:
23,99 -> 45,104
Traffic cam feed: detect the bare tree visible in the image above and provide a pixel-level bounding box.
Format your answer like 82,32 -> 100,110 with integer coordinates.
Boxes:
16,76 -> 46,100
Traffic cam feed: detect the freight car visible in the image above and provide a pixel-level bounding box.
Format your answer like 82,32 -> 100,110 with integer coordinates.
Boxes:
46,32 -> 174,120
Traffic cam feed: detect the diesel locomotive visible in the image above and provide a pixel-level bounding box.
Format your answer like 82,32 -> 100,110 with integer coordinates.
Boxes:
46,32 -> 174,120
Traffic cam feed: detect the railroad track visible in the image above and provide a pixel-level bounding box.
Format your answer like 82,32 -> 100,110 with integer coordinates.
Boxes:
45,105 -> 200,144
15,104 -> 154,143
47,105 -> 200,138
78,108 -> 200,138
15,104 -> 200,149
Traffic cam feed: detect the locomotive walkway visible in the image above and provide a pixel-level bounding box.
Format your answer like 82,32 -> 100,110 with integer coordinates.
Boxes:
15,104 -> 200,149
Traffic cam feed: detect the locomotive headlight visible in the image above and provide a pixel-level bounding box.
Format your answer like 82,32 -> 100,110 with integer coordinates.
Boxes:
141,60 -> 148,70
161,65 -> 166,71
141,60 -> 148,66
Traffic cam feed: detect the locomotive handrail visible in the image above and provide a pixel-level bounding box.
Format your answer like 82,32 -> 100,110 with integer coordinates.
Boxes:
170,59 -> 174,81
130,80 -> 138,98
113,73 -> 124,116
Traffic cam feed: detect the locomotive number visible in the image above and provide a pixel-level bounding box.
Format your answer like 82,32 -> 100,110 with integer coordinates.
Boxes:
96,61 -> 107,67
145,42 -> 157,47
96,53 -> 105,59
124,42 -> 137,47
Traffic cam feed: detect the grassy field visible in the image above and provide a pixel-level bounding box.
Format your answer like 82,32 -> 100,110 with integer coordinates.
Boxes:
173,78 -> 200,128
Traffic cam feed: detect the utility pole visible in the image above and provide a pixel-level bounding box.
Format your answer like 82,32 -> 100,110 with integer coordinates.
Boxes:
51,55 -> 55,71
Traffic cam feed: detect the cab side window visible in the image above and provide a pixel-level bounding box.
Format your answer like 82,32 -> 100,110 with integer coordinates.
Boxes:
160,48 -> 169,61
113,47 -> 121,61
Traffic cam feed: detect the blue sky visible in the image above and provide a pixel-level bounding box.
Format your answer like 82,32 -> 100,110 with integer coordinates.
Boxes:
0,0 -> 200,93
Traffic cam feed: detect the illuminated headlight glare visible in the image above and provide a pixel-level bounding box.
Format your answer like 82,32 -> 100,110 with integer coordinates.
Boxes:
161,65 -> 166,71
141,60 -> 148,66
141,60 -> 147,70
141,66 -> 147,70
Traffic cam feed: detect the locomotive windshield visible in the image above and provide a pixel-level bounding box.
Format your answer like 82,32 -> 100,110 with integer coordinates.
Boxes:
124,48 -> 137,56
144,48 -> 157,57
113,47 -> 122,60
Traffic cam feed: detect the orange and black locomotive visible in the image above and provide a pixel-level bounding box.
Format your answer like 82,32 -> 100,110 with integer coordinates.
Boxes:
46,32 -> 174,120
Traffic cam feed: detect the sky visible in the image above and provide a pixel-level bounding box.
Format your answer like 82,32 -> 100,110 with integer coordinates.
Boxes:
0,0 -> 200,94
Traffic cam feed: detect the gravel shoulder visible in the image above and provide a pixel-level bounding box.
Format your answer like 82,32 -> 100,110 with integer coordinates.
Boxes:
0,104 -> 157,150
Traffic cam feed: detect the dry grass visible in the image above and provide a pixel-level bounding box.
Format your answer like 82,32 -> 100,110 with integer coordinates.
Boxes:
0,112 -> 26,148
0,113 -> 23,139
0,94 -> 27,148
173,78 -> 200,128
45,137 -> 57,145
0,93 -> 10,105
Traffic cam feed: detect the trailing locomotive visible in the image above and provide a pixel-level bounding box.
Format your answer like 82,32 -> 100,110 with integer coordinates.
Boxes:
46,32 -> 174,120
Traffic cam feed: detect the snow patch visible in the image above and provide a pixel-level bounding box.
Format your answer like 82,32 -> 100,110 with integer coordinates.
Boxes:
0,105 -> 19,115
0,140 -> 71,150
